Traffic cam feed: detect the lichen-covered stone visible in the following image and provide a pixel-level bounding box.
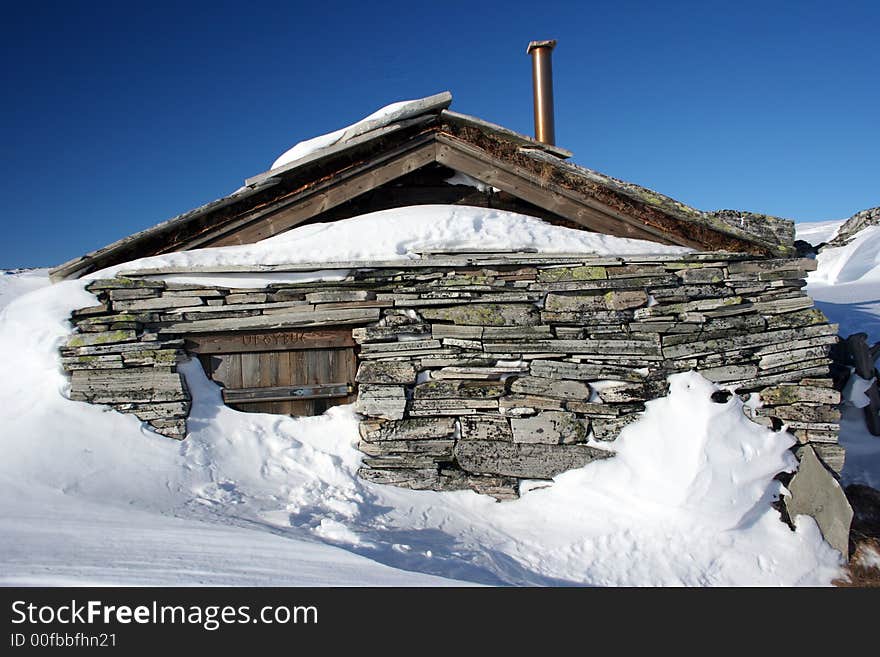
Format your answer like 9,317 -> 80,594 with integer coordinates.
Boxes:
454,440 -> 612,479
511,411 -> 589,445
420,303 -> 539,326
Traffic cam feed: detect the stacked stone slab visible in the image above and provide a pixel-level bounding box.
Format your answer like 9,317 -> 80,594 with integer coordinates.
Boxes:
60,252 -> 842,498
62,279 -> 193,438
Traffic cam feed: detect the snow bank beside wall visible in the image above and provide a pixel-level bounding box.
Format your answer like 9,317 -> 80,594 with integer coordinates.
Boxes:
61,251 -> 843,499
0,268 -> 844,585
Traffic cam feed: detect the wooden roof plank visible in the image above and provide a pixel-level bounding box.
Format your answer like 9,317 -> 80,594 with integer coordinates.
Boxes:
434,136 -> 699,248
440,110 -> 573,159
244,114 -> 438,188
177,134 -> 437,251
197,140 -> 439,248
518,148 -> 792,254
48,181 -> 280,281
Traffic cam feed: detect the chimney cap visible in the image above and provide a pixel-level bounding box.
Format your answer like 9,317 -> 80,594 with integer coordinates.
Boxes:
527,39 -> 557,54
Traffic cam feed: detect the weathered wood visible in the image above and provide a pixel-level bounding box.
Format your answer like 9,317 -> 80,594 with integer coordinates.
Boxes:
222,383 -> 353,403
435,135 -> 697,248
247,93 -> 450,186
186,328 -> 355,354
212,141 -> 439,246
440,109 -> 573,158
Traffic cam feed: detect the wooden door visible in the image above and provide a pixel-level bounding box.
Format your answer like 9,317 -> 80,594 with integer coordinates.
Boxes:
187,329 -> 358,416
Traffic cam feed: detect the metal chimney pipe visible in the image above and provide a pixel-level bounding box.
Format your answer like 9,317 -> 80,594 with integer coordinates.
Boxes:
527,39 -> 557,145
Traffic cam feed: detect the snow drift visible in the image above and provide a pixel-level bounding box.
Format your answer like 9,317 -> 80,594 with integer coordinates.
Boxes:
5,206 -> 877,585
94,205 -> 691,284
0,260 -> 843,585
270,97 -> 425,171
798,218 -> 880,489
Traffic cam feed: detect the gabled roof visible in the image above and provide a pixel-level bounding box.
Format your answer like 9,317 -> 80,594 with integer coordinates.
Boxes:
50,91 -> 795,281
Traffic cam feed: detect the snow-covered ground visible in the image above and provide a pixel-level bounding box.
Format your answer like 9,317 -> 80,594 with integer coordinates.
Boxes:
0,208 -> 877,586
797,219 -> 880,488
0,268 -> 51,312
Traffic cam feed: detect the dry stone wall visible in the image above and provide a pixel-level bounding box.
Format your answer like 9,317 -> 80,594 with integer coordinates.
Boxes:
60,253 -> 843,499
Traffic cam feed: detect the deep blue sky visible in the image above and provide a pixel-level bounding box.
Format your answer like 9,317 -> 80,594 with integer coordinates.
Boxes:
2,0 -> 878,268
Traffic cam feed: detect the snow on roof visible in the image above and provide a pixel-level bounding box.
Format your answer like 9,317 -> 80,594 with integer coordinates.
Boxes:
90,204 -> 690,280
270,92 -> 451,171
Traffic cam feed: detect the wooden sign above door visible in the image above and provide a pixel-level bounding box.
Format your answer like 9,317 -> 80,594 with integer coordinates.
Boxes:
186,328 -> 356,354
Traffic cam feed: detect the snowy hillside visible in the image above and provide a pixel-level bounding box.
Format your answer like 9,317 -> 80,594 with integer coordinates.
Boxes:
1,208 -> 878,586
797,219 -> 880,489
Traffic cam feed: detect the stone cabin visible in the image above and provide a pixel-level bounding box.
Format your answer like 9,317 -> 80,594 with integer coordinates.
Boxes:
51,91 -> 844,525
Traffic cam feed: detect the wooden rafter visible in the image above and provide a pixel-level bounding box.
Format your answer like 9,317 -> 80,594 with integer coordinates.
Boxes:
434,133 -> 700,249
180,136 -> 438,249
